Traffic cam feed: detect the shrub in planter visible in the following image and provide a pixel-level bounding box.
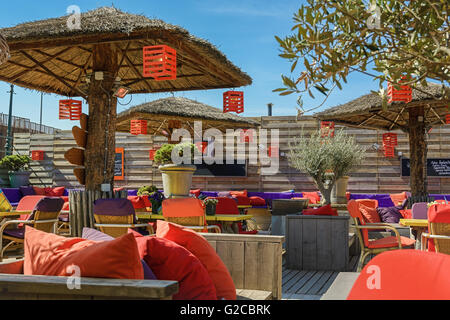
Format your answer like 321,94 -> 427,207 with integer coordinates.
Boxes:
0,155 -> 32,187
203,198 -> 218,216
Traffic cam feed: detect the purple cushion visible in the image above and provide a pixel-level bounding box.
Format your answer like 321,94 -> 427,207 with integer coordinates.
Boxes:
217,191 -> 231,198
377,206 -> 403,223
81,227 -> 157,280
20,186 -> 35,197
34,197 -> 65,213
4,228 -> 25,239
127,190 -> 138,196
201,191 -> 219,198
93,198 -> 135,217
1,188 -> 22,204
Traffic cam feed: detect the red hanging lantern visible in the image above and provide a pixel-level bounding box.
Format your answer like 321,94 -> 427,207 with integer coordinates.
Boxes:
320,121 -> 335,138
384,146 -> 396,158
382,133 -> 398,158
195,142 -> 208,154
143,45 -> 177,81
59,99 -> 82,120
31,150 -> 44,161
130,120 -> 148,135
268,146 -> 279,158
240,129 -> 254,143
223,91 -> 244,114
149,149 -> 157,161
446,114 -> 450,125
387,77 -> 412,104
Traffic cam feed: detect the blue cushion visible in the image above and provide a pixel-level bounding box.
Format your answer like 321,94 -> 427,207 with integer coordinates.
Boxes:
19,186 -> 35,197
128,190 -> 138,196
1,188 -> 22,204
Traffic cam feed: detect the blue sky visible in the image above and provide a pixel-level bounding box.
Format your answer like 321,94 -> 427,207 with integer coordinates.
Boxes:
0,0 -> 379,131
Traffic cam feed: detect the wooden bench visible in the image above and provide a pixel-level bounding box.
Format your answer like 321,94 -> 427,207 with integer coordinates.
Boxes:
203,233 -> 285,300
0,272 -> 179,300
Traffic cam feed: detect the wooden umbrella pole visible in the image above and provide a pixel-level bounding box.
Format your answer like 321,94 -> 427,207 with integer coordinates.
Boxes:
408,106 -> 428,198
85,43 -> 118,191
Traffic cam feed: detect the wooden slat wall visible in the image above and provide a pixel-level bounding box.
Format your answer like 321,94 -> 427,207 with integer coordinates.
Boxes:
12,116 -> 450,193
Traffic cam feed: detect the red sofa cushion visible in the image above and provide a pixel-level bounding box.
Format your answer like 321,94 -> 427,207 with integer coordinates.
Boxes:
359,204 -> 381,223
230,190 -> 248,197
303,204 -> 338,216
249,196 -> 266,206
302,192 -> 321,204
24,227 -> 143,280
190,189 -> 201,198
232,195 -> 251,206
127,196 -> 147,209
129,230 -> 217,300
156,221 -> 236,300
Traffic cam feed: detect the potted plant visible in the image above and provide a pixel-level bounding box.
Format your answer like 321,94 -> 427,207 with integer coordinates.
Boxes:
0,155 -> 31,188
288,129 -> 366,204
154,142 -> 197,198
137,185 -> 164,214
203,198 -> 218,216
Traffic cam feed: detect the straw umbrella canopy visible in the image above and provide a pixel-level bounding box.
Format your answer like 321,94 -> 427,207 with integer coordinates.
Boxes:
315,82 -> 450,197
0,7 -> 252,191
117,96 -> 259,141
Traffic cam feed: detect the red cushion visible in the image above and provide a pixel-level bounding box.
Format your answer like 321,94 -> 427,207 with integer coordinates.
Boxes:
347,250 -> 450,300
44,187 -> 65,197
0,260 -> 24,274
359,204 -> 381,223
399,209 -> 412,219
62,202 -> 70,211
302,192 -> 321,204
390,192 -> 408,207
24,227 -> 143,279
249,197 -> 266,206
367,236 -> 415,249
303,204 -> 338,216
129,230 -> 217,300
60,196 -> 69,203
32,187 -> 46,195
190,189 -> 201,198
215,197 -> 239,215
156,221 -> 236,300
230,190 -> 247,197
127,196 -> 147,209
114,187 -> 125,192
232,195 -> 251,206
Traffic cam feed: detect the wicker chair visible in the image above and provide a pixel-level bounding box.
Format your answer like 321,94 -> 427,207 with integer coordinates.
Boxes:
347,200 -> 415,271
93,198 -> 154,238
162,198 -> 220,233
421,204 -> 450,253
0,197 -> 64,261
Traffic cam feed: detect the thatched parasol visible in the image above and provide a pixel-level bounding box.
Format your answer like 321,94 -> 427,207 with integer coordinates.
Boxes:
0,33 -> 9,65
117,97 -> 259,138
0,7 -> 252,190
315,82 -> 450,197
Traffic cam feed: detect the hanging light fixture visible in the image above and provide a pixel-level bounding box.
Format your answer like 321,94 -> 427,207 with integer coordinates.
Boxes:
31,150 -> 44,161
320,121 -> 335,138
223,91 -> 244,114
59,99 -> 82,120
240,129 -> 254,143
387,76 -> 412,104
382,132 -> 398,158
130,120 -> 148,136
143,45 -> 177,81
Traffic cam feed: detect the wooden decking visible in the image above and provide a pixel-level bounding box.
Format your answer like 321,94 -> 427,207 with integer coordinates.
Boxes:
282,254 -> 360,300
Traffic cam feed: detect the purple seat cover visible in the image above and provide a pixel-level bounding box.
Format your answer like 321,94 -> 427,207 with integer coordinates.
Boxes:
93,198 -> 137,224
19,186 -> 35,197
412,202 -> 428,219
3,228 -> 25,239
128,190 -> 138,196
1,188 -> 22,205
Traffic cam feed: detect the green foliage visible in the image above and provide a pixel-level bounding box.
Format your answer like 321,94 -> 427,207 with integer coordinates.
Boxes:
203,198 -> 218,206
288,128 -> 366,203
154,142 -> 197,165
137,185 -> 158,196
275,0 -> 449,111
0,155 -> 31,172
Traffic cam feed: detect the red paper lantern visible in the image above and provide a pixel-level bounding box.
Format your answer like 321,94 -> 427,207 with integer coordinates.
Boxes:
223,91 -> 244,114
388,77 -> 412,103
320,121 -> 335,138
384,146 -> 396,158
143,45 -> 177,81
240,129 -> 254,143
59,99 -> 82,120
446,114 -> 450,125
31,150 -> 44,161
149,149 -> 157,161
268,146 -> 279,158
195,142 -> 208,154
382,132 -> 398,147
130,120 -> 148,136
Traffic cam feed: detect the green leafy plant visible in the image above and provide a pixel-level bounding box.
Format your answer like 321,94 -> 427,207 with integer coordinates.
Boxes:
203,198 -> 219,206
288,128 -> 366,204
154,142 -> 197,165
137,185 -> 158,196
0,155 -> 31,172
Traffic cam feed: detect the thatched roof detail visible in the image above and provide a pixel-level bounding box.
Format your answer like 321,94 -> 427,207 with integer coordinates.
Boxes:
315,82 -> 449,132
116,97 -> 259,134
0,7 -> 252,96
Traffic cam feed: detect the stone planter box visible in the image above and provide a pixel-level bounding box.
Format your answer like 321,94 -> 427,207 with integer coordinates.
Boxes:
286,215 -> 350,271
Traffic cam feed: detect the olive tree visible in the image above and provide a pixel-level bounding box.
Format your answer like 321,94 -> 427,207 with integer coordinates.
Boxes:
288,128 -> 366,204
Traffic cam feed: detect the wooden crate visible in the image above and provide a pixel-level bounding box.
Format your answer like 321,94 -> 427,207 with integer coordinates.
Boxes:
286,215 -> 350,271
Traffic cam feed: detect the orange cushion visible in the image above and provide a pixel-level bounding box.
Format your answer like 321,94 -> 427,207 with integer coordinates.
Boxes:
32,187 -> 46,195
359,204 -> 381,223
303,204 -> 338,216
129,229 -> 217,300
302,192 -> 321,204
367,236 -> 415,249
24,226 -> 143,280
390,192 -> 408,207
347,250 -> 450,300
230,190 -> 247,197
249,196 -> 266,206
399,209 -> 412,219
156,221 -> 236,300
0,260 -> 24,274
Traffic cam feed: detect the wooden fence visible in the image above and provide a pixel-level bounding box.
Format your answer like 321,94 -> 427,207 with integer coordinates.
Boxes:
12,116 -> 450,194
